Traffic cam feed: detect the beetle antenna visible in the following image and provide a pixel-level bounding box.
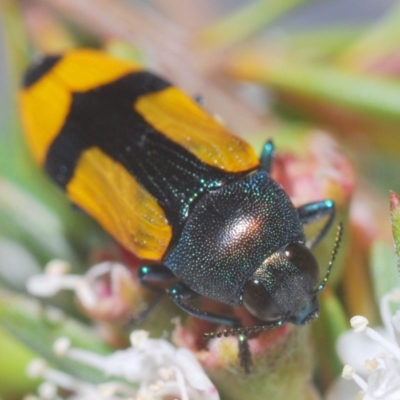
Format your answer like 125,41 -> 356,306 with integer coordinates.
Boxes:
203,318 -> 286,340
314,222 -> 343,294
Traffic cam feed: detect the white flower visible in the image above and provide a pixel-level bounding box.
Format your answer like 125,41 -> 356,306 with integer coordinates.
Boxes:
26,330 -> 219,400
327,288 -> 400,400
26,260 -> 147,320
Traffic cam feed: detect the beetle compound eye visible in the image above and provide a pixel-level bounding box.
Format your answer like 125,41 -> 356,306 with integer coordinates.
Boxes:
283,243 -> 319,285
242,280 -> 282,322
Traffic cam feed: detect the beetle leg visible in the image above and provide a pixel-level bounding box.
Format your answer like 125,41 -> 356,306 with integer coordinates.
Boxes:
169,282 -> 240,326
297,200 -> 335,249
259,140 -> 275,173
238,333 -> 252,374
132,264 -> 177,324
138,264 -> 177,290
169,282 -> 252,374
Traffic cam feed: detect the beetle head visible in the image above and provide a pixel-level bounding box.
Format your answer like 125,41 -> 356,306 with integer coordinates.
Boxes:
204,223 -> 342,342
242,242 -> 320,325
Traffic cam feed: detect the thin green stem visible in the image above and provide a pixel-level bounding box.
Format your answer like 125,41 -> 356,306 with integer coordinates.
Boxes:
199,0 -> 312,50
390,192 -> 400,275
337,1 -> 400,67
233,57 -> 400,121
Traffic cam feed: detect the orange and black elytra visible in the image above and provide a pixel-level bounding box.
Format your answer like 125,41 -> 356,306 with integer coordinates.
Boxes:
20,48 -> 340,373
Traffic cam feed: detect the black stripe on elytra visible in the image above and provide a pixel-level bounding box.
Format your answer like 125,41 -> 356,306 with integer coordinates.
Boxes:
45,72 -> 249,235
23,55 -> 62,88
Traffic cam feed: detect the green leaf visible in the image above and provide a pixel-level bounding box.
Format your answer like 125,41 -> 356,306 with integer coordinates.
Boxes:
0,289 -> 112,384
370,239 -> 400,305
0,326 -> 39,398
390,191 -> 400,275
0,238 -> 42,291
0,180 -> 80,267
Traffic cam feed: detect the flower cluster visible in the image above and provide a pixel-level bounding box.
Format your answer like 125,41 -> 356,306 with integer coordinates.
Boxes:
26,330 -> 219,400
332,288 -> 400,400
27,259 -> 148,322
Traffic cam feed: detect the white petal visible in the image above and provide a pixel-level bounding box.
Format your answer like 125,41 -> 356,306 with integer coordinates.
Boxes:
27,275 -> 81,297
26,275 -> 64,296
176,349 -> 219,399
365,327 -> 400,360
85,261 -> 114,279
337,328 -> 390,375
325,376 -> 361,400
176,349 -> 213,388
391,311 -> 400,346
75,280 -> 97,308
367,357 -> 400,399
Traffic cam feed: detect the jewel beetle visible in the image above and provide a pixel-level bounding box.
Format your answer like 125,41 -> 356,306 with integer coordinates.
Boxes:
20,48 -> 341,373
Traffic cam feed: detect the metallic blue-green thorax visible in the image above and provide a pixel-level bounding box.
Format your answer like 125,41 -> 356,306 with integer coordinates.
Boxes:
166,170 -> 306,306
